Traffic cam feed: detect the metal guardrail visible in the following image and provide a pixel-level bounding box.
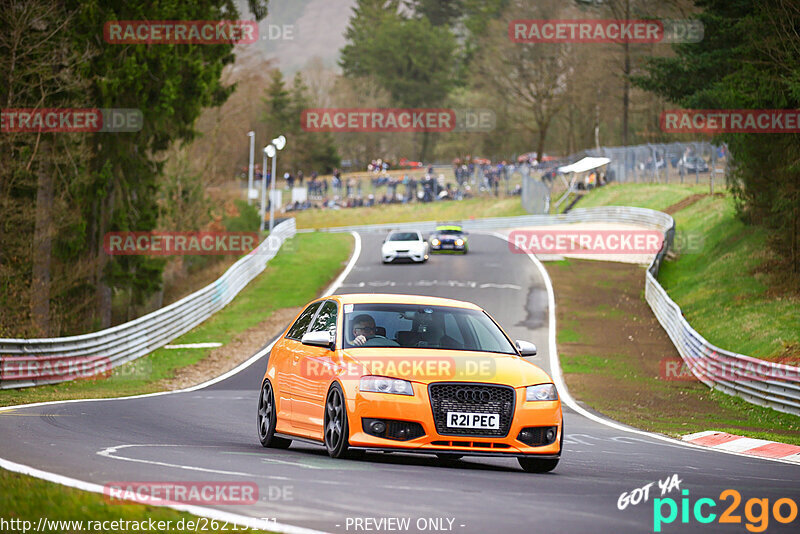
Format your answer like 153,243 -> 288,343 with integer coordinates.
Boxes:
310,206 -> 673,235
314,208 -> 800,415
0,219 -> 296,389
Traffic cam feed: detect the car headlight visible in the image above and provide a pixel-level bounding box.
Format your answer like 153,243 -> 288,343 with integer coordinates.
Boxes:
526,383 -> 558,401
431,238 -> 440,246
360,376 -> 414,396
455,239 -> 464,246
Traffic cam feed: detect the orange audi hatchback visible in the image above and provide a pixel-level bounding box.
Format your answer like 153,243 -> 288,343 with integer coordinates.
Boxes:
257,293 -> 563,472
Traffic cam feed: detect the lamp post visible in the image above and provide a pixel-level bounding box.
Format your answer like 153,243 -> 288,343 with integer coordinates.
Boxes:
260,146 -> 270,231
269,135 -> 286,232
247,131 -> 255,205
262,144 -> 275,232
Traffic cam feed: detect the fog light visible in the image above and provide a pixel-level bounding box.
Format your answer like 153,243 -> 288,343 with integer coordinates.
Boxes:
363,418 -> 425,441
370,420 -> 386,434
517,426 -> 558,446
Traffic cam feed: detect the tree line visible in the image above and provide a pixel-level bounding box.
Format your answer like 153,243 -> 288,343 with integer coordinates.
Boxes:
0,0 -> 269,337
635,0 -> 800,278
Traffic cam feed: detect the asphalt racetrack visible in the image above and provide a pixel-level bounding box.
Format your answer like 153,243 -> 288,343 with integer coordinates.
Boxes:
1,233 -> 798,533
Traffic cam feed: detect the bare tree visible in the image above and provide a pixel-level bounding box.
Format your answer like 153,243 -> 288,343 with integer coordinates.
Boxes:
472,0 -> 578,161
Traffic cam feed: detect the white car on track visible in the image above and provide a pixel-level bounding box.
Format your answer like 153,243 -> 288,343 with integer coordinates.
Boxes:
381,231 -> 429,263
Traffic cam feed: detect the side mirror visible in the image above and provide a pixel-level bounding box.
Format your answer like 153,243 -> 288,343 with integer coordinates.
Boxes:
515,340 -> 537,356
302,330 -> 334,349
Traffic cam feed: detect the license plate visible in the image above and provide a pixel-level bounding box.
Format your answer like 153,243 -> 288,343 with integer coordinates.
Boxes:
442,244 -> 453,249
446,412 -> 499,429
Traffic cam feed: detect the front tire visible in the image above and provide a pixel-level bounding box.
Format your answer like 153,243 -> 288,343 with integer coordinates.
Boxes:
519,422 -> 563,473
517,457 -> 559,473
324,383 -> 357,459
257,380 -> 292,449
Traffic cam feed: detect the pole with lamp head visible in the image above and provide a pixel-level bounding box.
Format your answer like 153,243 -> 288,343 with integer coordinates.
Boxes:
269,135 -> 286,232
261,145 -> 272,232
262,144 -> 275,232
247,131 -> 255,205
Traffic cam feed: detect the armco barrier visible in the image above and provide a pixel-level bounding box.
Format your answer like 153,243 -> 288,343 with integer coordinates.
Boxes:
315,207 -> 800,415
0,219 -> 296,389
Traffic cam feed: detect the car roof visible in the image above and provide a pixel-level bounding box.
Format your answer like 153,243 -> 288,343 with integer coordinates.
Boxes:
435,225 -> 463,231
325,293 -> 481,310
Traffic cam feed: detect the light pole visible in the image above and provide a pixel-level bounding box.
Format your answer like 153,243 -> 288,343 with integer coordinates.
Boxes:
260,146 -> 270,232
269,135 -> 286,232
262,144 -> 275,232
247,131 -> 255,205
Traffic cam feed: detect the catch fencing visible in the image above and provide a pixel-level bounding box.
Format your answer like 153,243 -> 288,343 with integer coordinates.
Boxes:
0,219 -> 296,389
317,208 -> 800,415
519,141 -> 727,213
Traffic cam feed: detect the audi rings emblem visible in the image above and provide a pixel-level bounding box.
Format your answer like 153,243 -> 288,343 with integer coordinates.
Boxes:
455,388 -> 491,403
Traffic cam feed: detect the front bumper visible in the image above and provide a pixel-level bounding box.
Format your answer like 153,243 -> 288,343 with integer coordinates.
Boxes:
382,249 -> 428,262
430,244 -> 466,253
347,384 -> 562,456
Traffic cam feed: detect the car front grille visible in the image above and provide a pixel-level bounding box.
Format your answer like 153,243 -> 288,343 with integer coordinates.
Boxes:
428,382 -> 515,437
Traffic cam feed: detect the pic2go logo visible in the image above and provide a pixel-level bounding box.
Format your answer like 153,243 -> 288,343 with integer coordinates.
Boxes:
653,489 -> 798,532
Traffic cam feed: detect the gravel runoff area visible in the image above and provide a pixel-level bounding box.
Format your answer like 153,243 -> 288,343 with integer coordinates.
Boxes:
156,306 -> 300,391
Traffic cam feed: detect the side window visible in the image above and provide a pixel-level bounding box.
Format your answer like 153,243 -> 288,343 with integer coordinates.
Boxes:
309,301 -> 337,334
286,302 -> 321,340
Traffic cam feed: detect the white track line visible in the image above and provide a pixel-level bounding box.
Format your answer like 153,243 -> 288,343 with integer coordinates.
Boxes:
0,231 -> 362,534
485,230 -> 800,466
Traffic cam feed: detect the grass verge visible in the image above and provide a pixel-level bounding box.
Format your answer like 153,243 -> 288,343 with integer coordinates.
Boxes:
0,232 -> 353,408
552,182 -> 799,441
657,196 -> 799,360
548,258 -> 800,444
574,183 -> 709,211
291,196 -> 526,229
576,182 -> 799,360
0,469 -> 273,533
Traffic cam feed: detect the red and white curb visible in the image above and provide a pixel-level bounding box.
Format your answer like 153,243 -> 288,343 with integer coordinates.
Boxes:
683,431 -> 800,463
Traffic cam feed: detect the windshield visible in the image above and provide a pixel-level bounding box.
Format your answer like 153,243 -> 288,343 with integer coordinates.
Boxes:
436,229 -> 463,235
343,303 -> 516,354
388,233 -> 420,242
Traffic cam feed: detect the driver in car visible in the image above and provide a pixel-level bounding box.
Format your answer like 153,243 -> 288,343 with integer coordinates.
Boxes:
351,314 -> 399,347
